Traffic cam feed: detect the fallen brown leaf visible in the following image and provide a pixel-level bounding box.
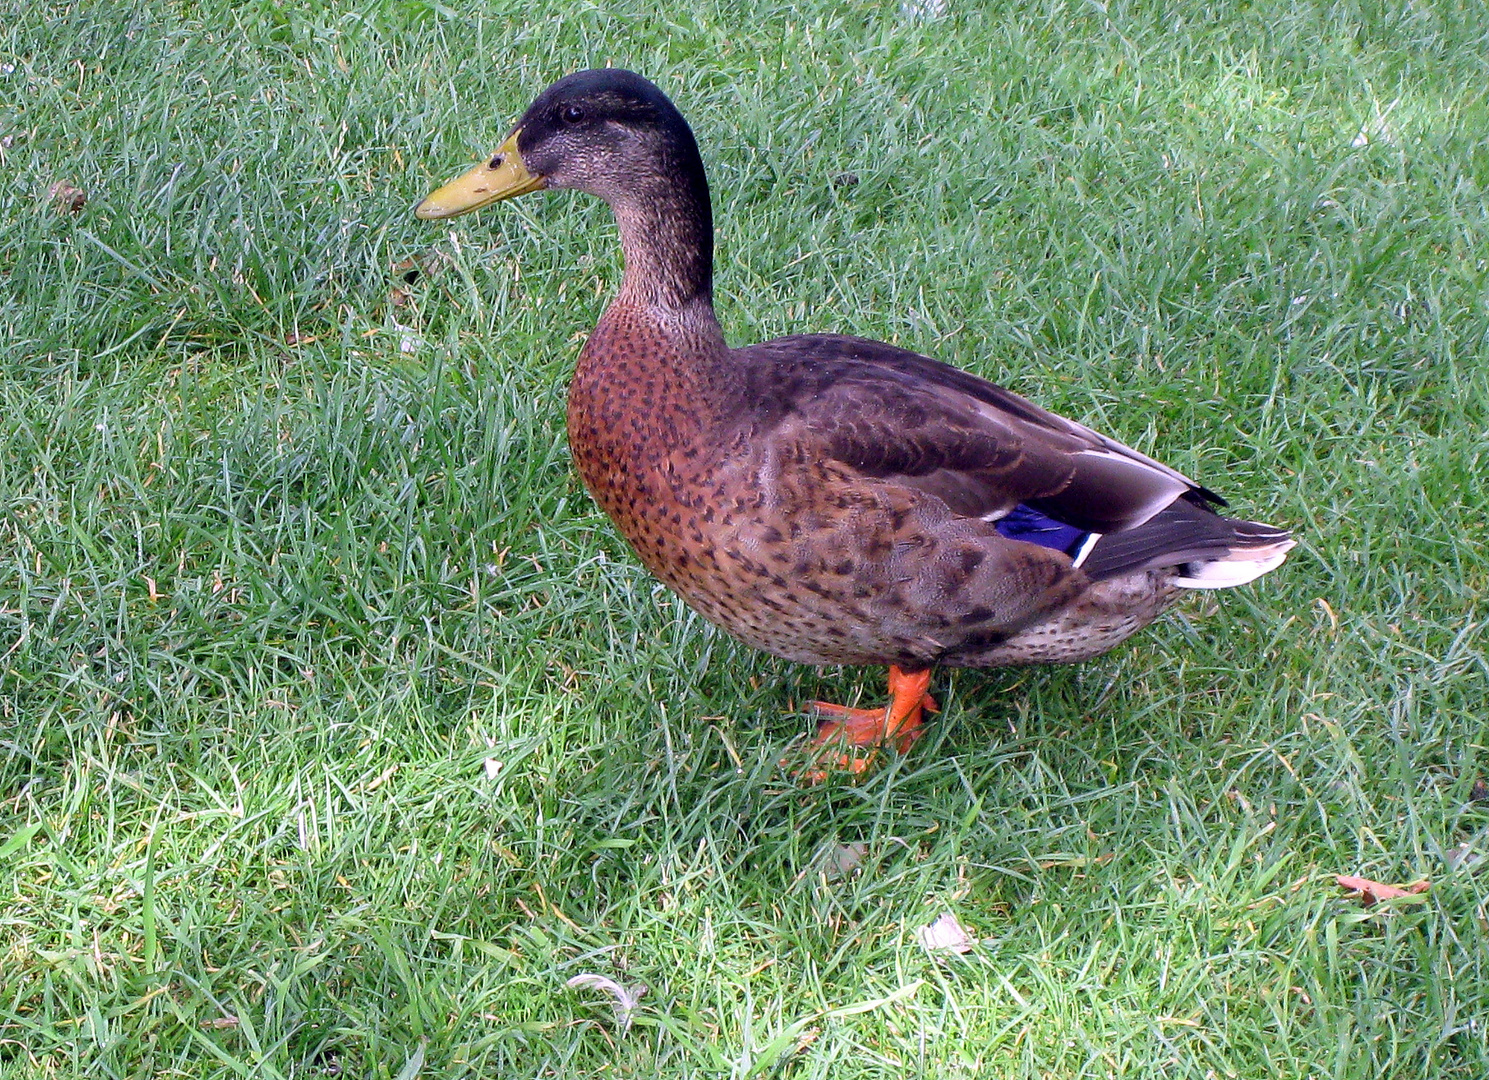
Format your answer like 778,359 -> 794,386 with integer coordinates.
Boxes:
49,180 -> 86,213
389,252 -> 444,310
391,254 -> 425,283
819,841 -> 867,880
1336,874 -> 1429,906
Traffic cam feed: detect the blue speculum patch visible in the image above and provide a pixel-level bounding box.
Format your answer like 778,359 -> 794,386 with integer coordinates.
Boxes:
994,503 -> 1090,558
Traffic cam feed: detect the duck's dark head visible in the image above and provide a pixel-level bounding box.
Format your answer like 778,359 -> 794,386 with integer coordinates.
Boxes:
416,69 -> 715,306
415,69 -> 710,223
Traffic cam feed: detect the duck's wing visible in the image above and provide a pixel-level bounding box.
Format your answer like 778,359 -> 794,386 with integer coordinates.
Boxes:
736,334 -> 1219,534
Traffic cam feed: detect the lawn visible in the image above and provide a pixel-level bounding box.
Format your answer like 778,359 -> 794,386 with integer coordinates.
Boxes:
3,0 -> 1488,1076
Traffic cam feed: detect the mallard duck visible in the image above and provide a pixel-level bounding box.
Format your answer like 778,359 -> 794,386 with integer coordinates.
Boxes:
415,69 -> 1293,771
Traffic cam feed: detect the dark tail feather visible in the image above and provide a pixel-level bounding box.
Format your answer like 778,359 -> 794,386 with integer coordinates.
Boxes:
1081,499 -> 1294,587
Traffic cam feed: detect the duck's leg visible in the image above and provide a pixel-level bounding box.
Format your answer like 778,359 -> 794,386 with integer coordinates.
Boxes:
806,665 -> 938,775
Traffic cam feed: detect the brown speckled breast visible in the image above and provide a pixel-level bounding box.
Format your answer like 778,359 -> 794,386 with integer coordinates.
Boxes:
566,299 -> 772,649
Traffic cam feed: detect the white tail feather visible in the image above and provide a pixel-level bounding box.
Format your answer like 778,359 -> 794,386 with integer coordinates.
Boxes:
1173,540 -> 1295,589
1070,531 -> 1102,569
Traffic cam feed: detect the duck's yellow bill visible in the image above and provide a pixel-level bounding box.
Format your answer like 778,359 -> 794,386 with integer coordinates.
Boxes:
414,131 -> 545,219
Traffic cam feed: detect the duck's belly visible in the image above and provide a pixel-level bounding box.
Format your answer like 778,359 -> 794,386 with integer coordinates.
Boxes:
938,571 -> 1178,668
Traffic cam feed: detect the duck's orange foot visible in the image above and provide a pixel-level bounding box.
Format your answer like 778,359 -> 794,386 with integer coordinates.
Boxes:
799,665 -> 937,780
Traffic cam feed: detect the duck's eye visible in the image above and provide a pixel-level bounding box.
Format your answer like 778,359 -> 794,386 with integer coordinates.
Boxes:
560,104 -> 585,125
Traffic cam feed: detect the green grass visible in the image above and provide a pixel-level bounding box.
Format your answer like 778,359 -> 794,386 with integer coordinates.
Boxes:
4,0 -> 1489,1076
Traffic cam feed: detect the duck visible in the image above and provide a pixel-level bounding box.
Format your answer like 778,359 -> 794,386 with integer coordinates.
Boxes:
415,69 -> 1294,773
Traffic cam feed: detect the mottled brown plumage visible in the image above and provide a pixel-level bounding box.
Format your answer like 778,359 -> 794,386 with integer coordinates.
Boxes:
416,69 -> 1294,768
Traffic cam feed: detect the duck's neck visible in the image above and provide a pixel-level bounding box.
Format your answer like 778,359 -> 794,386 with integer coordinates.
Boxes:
608,160 -> 715,313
